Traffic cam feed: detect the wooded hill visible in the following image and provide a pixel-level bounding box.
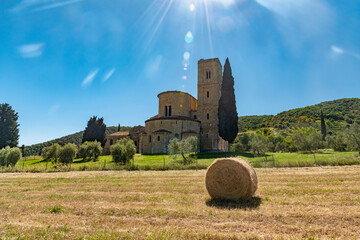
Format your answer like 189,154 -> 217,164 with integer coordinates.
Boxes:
25,126 -> 131,156
238,98 -> 360,133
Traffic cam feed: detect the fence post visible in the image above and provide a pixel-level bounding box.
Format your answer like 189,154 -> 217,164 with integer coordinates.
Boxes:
272,155 -> 275,167
196,154 -> 198,171
163,156 -> 165,170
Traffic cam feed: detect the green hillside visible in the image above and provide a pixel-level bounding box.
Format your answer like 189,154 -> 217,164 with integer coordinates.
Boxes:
25,126 -> 131,156
239,98 -> 360,132
238,115 -> 273,132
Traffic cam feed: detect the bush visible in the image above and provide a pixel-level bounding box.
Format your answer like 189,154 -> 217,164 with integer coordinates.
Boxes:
0,147 -> 22,167
41,143 -> 60,164
231,134 -> 250,152
79,141 -> 103,161
58,143 -> 78,165
110,138 -> 136,164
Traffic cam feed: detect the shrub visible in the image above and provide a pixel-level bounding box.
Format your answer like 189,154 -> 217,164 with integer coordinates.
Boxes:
58,143 -> 78,165
0,147 -> 22,167
110,138 -> 136,164
79,141 -> 103,161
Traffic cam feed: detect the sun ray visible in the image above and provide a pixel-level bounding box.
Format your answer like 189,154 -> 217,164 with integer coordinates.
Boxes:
203,0 -> 214,57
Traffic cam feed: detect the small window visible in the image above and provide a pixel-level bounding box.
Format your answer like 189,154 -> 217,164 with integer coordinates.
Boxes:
193,115 -> 197,119
158,136 -> 160,141
169,106 -> 172,116
149,135 -> 152,143
110,139 -> 113,145
135,141 -> 138,146
207,113 -> 209,120
206,71 -> 211,79
206,134 -> 209,138
175,134 -> 179,139
207,91 -> 209,98
165,106 -> 168,116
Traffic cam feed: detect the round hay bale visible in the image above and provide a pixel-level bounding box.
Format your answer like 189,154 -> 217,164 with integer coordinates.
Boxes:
205,158 -> 258,200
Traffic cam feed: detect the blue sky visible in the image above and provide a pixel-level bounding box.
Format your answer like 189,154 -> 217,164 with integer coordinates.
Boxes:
1,0 -> 360,146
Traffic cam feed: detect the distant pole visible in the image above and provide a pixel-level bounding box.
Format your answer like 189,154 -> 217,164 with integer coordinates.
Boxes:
313,153 -> 316,165
103,160 -> 106,170
22,162 -> 24,169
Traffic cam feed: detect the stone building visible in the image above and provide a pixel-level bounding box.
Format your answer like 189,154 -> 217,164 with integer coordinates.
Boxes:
104,58 -> 229,154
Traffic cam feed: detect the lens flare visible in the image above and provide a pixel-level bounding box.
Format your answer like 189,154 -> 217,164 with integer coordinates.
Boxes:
189,3 -> 195,11
185,31 -> 193,43
183,51 -> 190,61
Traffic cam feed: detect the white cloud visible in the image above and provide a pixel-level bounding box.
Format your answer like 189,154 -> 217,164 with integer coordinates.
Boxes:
255,0 -> 334,54
330,45 -> 360,60
103,68 -> 116,82
12,0 -> 82,13
18,43 -> 45,58
48,104 -> 60,115
32,0 -> 83,12
331,45 -> 344,54
82,69 -> 99,87
146,56 -> 163,76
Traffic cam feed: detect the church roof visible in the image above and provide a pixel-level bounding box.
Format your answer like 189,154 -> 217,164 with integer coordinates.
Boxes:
108,131 -> 129,137
145,115 -> 201,123
157,91 -> 196,101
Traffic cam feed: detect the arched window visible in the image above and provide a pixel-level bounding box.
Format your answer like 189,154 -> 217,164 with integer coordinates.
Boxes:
158,136 -> 160,141
165,106 -> 168,116
149,135 -> 152,143
110,139 -> 113,145
169,106 -> 172,116
207,91 -> 209,98
207,113 -> 209,120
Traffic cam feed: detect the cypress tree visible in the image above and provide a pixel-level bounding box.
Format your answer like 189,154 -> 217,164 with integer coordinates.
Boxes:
82,116 -> 107,146
218,58 -> 238,144
117,124 -> 121,132
0,103 -> 19,149
320,110 -> 326,141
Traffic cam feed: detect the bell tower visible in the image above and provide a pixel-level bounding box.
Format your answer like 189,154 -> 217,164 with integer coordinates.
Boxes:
197,58 -> 223,151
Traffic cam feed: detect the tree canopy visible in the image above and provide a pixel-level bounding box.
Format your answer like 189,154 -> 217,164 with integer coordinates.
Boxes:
218,58 -> 238,144
0,103 -> 19,149
82,116 -> 107,146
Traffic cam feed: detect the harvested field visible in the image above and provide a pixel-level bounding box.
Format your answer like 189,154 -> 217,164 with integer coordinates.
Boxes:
0,166 -> 360,239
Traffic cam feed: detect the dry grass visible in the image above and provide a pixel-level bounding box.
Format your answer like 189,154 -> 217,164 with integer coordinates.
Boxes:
0,166 -> 360,239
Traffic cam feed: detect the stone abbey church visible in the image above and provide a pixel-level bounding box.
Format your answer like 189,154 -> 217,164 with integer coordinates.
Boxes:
104,58 -> 229,154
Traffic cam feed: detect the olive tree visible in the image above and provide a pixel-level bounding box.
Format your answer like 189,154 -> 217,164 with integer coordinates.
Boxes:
249,134 -> 273,156
110,138 -> 136,164
41,143 -> 60,164
0,146 -> 22,167
168,136 -> 198,164
58,143 -> 78,165
79,141 -> 103,161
